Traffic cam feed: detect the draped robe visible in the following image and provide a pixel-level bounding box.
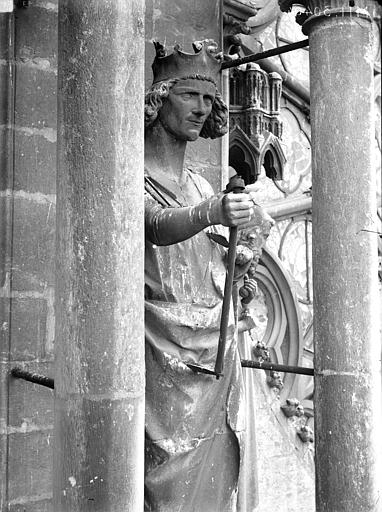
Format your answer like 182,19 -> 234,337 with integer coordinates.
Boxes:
144,168 -> 257,512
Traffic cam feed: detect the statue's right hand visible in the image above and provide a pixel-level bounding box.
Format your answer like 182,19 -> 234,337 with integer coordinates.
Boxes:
209,192 -> 255,227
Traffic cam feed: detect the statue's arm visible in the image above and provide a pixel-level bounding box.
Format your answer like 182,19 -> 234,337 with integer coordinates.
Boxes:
145,191 -> 259,246
145,195 -> 219,246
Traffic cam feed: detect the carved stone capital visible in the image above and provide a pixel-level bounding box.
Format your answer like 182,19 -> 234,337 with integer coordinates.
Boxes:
280,0 -> 375,11
279,0 -> 373,32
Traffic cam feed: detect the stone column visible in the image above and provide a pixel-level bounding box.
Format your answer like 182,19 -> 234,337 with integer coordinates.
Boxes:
292,2 -> 381,511
54,2 -> 145,511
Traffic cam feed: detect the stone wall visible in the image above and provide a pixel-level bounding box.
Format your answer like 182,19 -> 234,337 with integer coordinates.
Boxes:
0,2 -> 57,511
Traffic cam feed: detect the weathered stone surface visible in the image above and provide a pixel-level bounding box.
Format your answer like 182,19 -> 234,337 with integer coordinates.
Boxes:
14,133 -> 56,194
55,395 -> 143,511
15,5 -> 57,66
0,67 -> 9,125
14,66 -> 57,130
9,498 -> 53,512
0,16 -> 9,59
55,1 -> 145,510
8,430 -> 53,501
8,297 -> 48,361
0,130 -> 11,194
0,3 -> 57,512
306,6 -> 382,512
11,196 -> 56,291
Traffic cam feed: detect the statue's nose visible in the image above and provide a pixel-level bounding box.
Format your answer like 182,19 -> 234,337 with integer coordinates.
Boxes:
192,95 -> 208,115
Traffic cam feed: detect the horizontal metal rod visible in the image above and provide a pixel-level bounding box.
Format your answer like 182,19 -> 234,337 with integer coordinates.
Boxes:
10,360 -> 313,388
241,359 -> 314,376
11,367 -> 54,389
221,39 -> 309,70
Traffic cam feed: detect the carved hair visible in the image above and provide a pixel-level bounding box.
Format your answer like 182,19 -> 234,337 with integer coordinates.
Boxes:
144,76 -> 228,139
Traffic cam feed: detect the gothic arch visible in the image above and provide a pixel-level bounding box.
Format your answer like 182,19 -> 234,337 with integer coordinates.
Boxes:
254,248 -> 304,399
260,132 -> 286,181
229,125 -> 259,184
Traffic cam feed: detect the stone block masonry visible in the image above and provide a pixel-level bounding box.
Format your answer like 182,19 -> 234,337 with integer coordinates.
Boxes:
0,2 -> 57,511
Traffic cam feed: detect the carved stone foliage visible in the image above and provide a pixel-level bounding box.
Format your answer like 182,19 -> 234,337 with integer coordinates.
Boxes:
297,424 -> 314,443
253,341 -> 270,361
267,370 -> 284,391
281,398 -> 305,418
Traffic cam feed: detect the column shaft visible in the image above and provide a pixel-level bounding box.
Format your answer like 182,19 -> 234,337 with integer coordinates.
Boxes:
307,9 -> 381,512
54,1 -> 145,510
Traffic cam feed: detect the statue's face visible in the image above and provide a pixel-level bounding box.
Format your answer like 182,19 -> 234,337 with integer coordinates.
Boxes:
159,79 -> 216,141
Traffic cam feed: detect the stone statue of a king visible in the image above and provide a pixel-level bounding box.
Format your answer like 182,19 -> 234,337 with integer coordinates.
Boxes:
144,39 -> 273,512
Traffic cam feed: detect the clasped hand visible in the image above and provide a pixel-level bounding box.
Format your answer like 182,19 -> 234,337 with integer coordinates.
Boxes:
210,190 -> 272,229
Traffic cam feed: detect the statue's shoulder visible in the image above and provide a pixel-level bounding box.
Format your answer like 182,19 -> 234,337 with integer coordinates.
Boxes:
185,166 -> 203,177
185,167 -> 214,198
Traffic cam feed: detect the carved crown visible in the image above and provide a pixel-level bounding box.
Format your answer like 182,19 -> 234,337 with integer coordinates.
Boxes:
152,40 -> 222,84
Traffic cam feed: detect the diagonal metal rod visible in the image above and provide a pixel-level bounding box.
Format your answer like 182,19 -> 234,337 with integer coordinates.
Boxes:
214,176 -> 246,379
11,367 -> 54,389
241,359 -> 314,376
221,39 -> 309,70
214,224 -> 239,379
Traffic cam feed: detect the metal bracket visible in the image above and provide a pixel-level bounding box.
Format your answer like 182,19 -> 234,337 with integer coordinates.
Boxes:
11,367 -> 54,389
